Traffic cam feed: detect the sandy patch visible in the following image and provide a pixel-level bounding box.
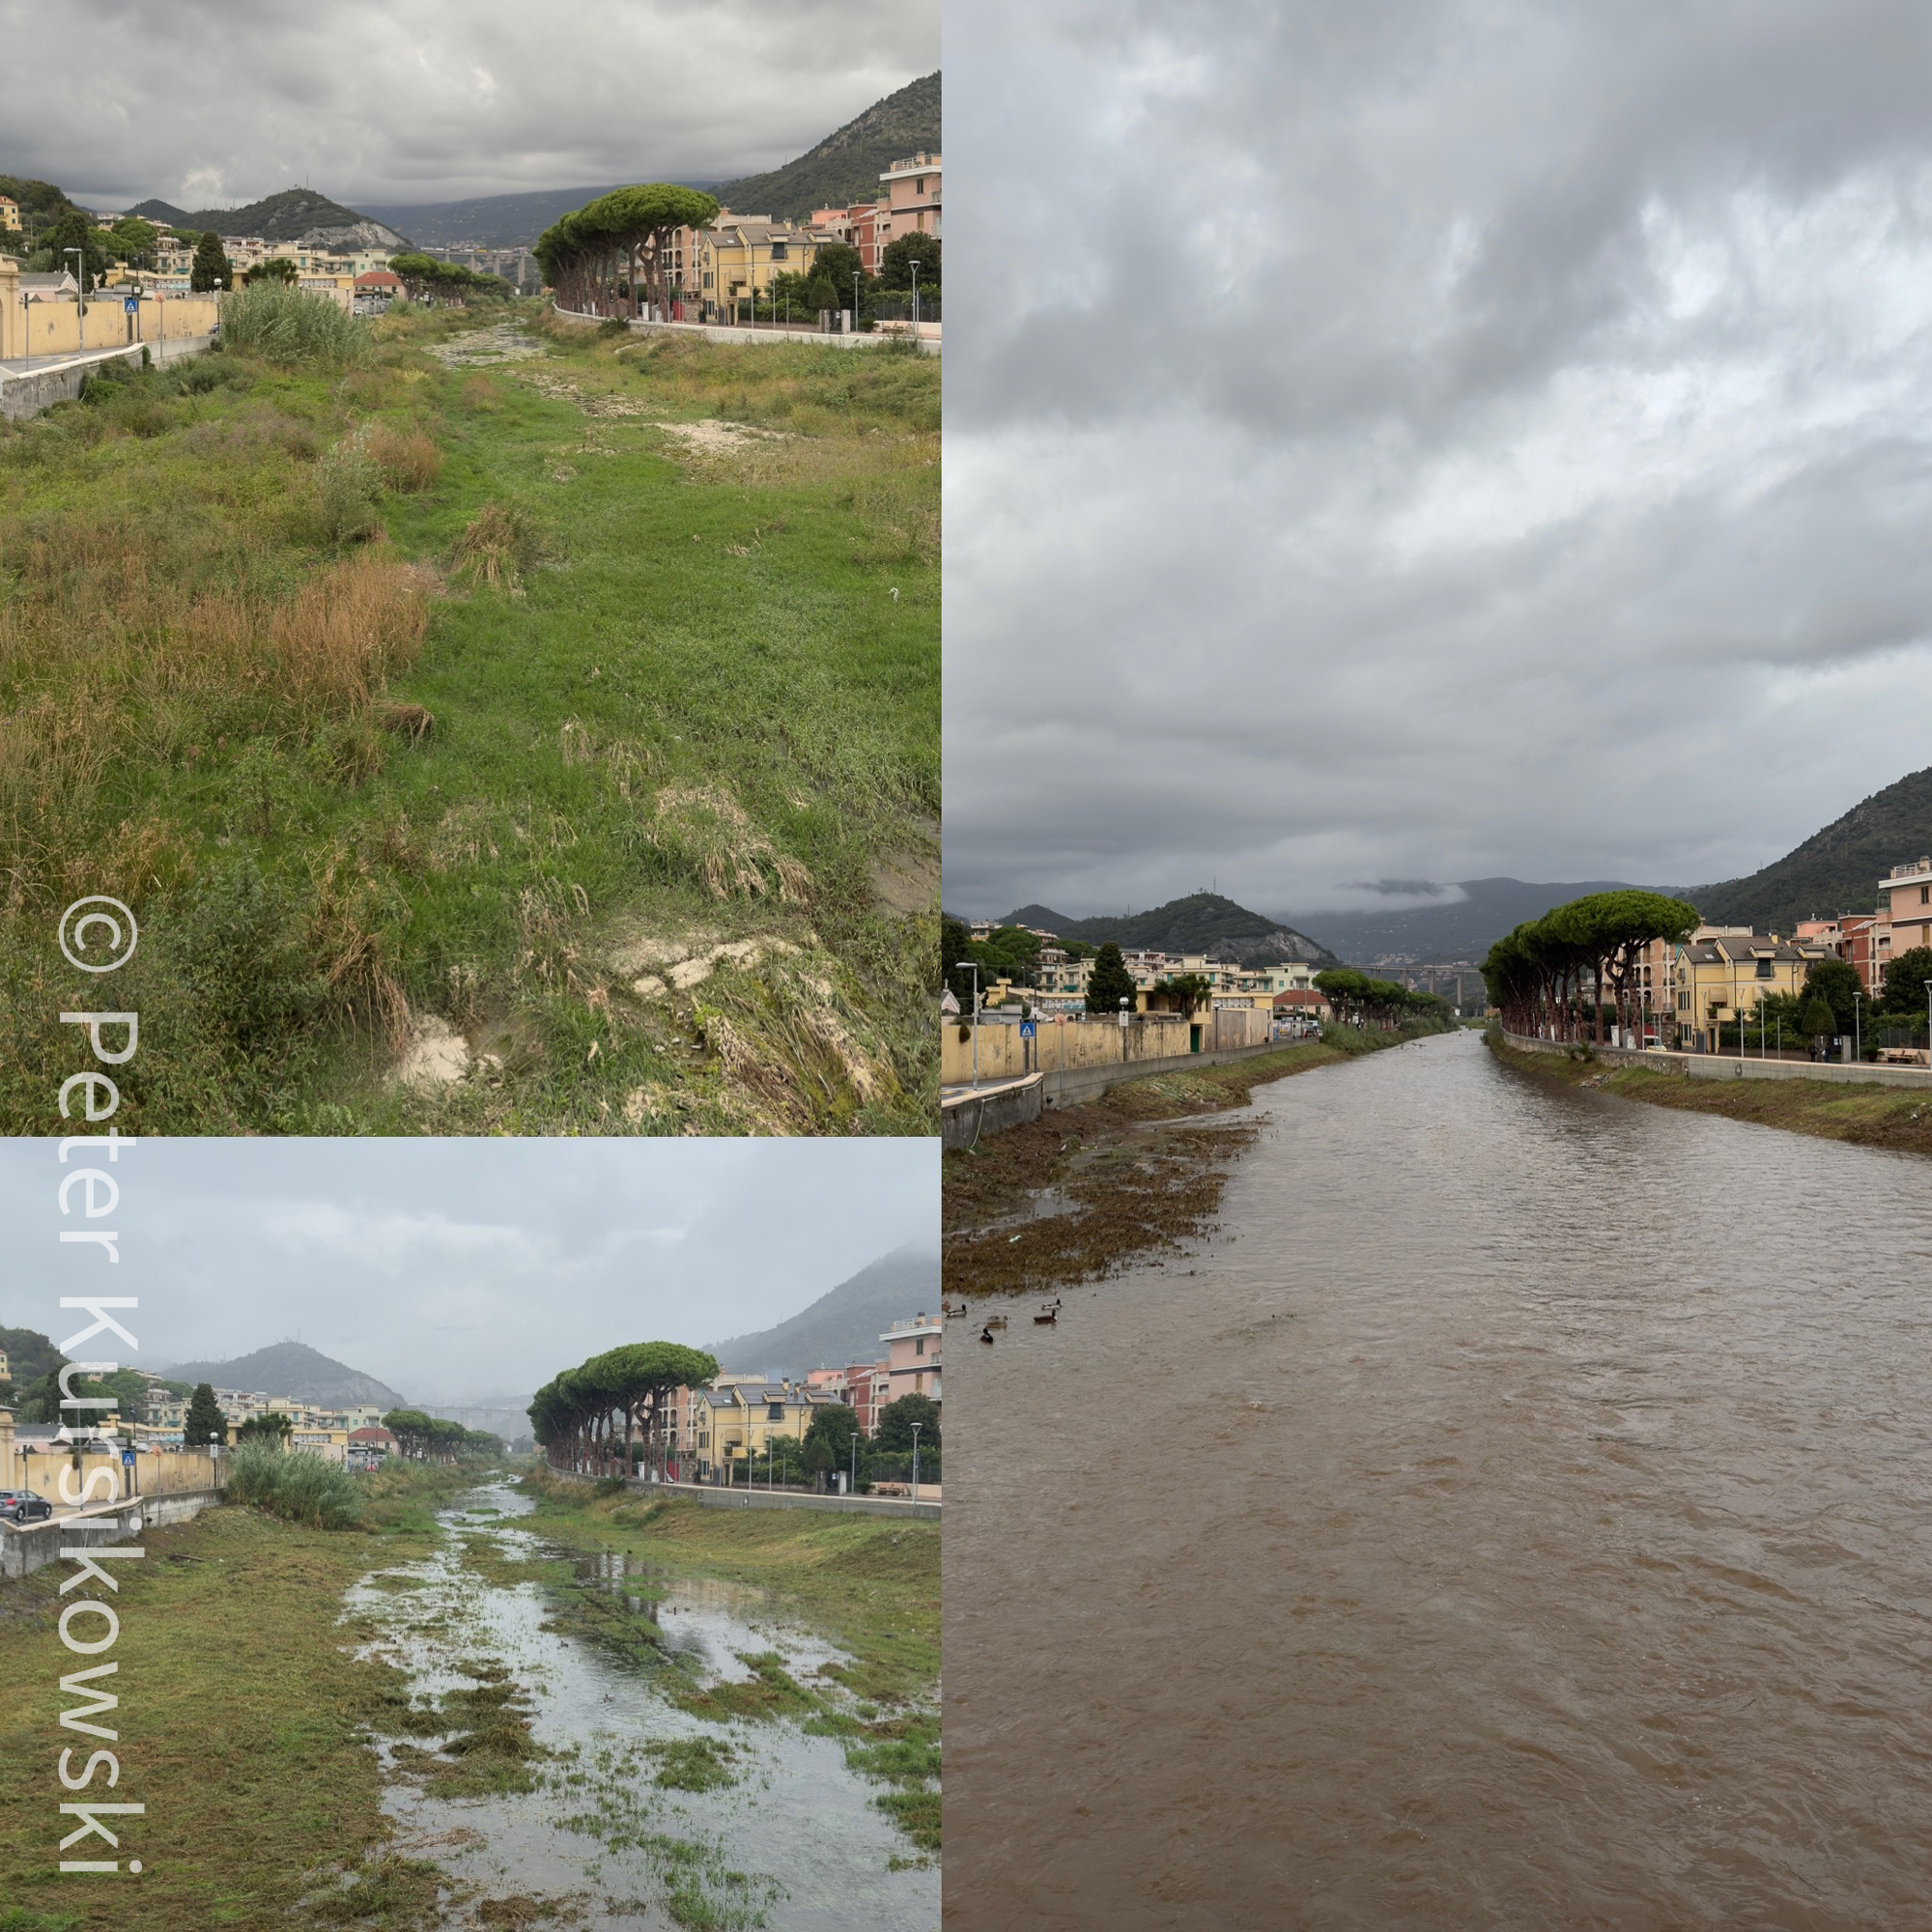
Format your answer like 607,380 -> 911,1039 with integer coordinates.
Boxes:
391,1014 -> 472,1088
871,847 -> 939,917
649,418 -> 787,454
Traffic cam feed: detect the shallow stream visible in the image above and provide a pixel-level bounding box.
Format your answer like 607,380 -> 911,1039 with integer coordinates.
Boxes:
346,1480 -> 936,1930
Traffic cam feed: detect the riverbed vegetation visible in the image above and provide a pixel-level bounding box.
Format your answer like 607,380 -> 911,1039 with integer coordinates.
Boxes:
0,300 -> 938,1134
0,1461 -> 489,1931
945,1018 -> 1450,1293
1487,1031 -> 1932,1158
513,1469 -> 941,1854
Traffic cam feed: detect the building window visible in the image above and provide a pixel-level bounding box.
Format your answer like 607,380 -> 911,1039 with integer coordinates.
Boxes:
770,242 -> 786,262
1755,959 -> 1774,979
915,1336 -> 925,1356
767,1404 -> 783,1422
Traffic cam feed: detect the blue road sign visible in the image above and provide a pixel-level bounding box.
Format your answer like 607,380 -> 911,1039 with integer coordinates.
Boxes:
124,296 -> 140,314
120,1449 -> 135,1466
1019,1021 -> 1037,1038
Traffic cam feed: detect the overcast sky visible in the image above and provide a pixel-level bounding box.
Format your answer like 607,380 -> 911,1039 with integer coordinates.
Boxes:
3,0 -> 934,210
946,2 -> 1932,921
3,1141 -> 934,1403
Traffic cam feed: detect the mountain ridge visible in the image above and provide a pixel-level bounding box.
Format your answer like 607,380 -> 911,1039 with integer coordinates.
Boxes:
125,185 -> 409,249
713,71 -> 939,220
155,1340 -> 408,1409
706,1244 -> 939,1379
1689,765 -> 1932,936
989,892 -> 1339,969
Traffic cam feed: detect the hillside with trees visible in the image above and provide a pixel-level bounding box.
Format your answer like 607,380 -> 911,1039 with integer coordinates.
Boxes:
1690,765 -> 1932,934
992,891 -> 1338,969
156,1340 -> 408,1408
712,71 -> 939,218
127,185 -> 408,246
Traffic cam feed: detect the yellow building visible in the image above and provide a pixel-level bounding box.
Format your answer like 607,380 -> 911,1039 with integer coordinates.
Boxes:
0,195 -> 20,233
677,213 -> 821,324
688,1380 -> 823,1483
1671,933 -> 1829,1052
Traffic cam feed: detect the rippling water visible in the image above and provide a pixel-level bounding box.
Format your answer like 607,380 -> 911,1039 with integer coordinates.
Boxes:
945,1031 -> 1932,1928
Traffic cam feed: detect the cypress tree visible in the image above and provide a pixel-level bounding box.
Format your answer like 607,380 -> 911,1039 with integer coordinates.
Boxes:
189,230 -> 232,293
184,1382 -> 228,1446
1086,942 -> 1139,1013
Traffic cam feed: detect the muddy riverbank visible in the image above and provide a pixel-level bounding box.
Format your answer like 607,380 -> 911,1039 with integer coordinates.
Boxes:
942,1025 -> 1447,1296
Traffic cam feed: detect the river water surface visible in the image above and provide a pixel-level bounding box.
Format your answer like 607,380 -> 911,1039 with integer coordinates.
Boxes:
946,1030 -> 1932,1928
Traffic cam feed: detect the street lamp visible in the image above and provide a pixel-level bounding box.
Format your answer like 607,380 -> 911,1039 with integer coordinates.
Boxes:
955,960 -> 981,1087
852,268 -> 861,335
1854,989 -> 1862,1065
64,247 -> 83,350
909,260 -> 921,336
909,1420 -> 922,1501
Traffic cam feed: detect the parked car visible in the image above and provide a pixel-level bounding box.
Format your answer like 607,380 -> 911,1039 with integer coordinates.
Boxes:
0,1490 -> 53,1524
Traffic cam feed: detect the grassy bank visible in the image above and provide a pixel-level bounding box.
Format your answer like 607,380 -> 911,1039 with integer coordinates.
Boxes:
1488,1032 -> 1932,1158
0,1462 -> 487,1932
513,1468 -> 941,1856
0,305 -> 937,1134
944,1021 -> 1448,1294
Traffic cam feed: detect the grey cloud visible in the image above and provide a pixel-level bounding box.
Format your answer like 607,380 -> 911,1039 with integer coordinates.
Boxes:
2,1141 -> 934,1404
945,1 -> 1932,923
9,0 -> 934,206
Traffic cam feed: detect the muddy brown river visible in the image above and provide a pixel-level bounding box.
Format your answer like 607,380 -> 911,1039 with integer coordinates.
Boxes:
945,1029 -> 1932,1928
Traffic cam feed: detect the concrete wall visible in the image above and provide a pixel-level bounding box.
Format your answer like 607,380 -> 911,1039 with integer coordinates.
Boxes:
942,1074 -> 1043,1149
0,1488 -> 222,1580
547,1465 -> 939,1520
0,334 -> 219,422
1500,1029 -> 1932,1090
553,302 -> 939,355
943,1013 -> 1195,1086
0,269 -> 220,361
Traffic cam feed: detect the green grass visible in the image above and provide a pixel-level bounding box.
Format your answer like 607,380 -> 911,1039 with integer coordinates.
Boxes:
0,1482 -> 471,1930
1488,1030 -> 1932,1157
0,304 -> 938,1133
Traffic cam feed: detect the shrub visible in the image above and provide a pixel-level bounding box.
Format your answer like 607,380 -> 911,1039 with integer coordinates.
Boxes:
315,429 -> 384,544
219,282 -> 369,367
448,502 -> 547,592
365,422 -> 442,492
225,1441 -> 361,1528
173,858 -> 325,1052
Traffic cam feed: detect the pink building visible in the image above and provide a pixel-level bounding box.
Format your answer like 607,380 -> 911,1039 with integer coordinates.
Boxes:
879,152 -> 941,246
882,1313 -> 941,1407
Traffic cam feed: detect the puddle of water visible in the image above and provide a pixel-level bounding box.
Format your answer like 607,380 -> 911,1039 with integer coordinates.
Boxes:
424,325 -> 547,366
345,1481 -> 935,1931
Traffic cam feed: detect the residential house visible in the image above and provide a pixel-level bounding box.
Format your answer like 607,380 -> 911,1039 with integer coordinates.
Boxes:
878,152 -> 942,247
676,212 -> 822,324
881,1315 -> 941,1406
347,1426 -> 397,1470
687,1380 -> 823,1483
0,195 -> 20,233
1877,857 -> 1932,986
1672,933 -> 1829,1052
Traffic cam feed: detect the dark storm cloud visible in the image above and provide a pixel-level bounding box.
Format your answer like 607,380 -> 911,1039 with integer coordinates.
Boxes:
1,1142 -> 934,1402
5,0 -> 934,206
945,0 -> 1932,919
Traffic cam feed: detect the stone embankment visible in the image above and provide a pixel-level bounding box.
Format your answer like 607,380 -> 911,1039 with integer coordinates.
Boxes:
546,1467 -> 939,1520
1500,1029 -> 1932,1089
0,1487 -> 224,1579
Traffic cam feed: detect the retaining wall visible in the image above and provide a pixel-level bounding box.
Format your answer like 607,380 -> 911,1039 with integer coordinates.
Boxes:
1,334 -> 218,422
1500,1029 -> 1932,1090
546,1466 -> 939,1520
942,1074 -> 1044,1149
0,1488 -> 222,1580
553,304 -> 938,355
